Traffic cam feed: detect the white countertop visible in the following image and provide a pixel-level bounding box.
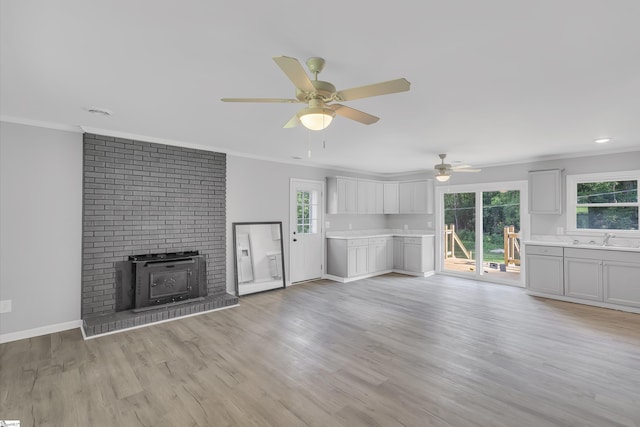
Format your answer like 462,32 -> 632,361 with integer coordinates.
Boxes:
326,229 -> 434,239
524,240 -> 640,253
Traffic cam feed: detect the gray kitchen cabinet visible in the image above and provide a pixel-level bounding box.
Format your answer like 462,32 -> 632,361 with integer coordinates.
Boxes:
326,176 -> 358,214
603,260 -> 640,308
383,182 -> 399,214
402,236 -> 435,273
399,180 -> 434,214
525,245 -> 564,295
385,237 -> 394,270
528,169 -> 562,214
393,237 -> 404,269
367,237 -> 388,273
564,257 -> 603,301
347,239 -> 369,277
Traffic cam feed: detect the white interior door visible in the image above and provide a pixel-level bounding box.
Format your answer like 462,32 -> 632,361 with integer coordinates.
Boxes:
290,179 -> 324,283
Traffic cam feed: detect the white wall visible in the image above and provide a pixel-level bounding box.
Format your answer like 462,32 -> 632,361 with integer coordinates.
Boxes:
226,155 -> 385,292
0,122 -> 82,338
400,151 -> 640,236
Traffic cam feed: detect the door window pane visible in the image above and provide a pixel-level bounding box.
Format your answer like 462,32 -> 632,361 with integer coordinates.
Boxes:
443,192 -> 476,275
296,190 -> 319,234
482,190 -> 521,280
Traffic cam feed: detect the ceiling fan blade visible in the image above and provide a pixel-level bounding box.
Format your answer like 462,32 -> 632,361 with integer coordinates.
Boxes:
330,104 -> 380,125
283,114 -> 300,128
273,56 -> 316,93
336,78 -> 410,101
221,97 -> 299,103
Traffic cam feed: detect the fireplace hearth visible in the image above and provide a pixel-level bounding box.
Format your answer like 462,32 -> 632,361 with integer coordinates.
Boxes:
116,251 -> 207,312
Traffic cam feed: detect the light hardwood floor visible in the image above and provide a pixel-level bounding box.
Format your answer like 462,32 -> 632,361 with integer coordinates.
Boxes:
2,274 -> 640,426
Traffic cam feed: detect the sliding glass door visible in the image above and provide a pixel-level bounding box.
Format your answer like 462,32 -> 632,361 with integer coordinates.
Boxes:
439,182 -> 527,286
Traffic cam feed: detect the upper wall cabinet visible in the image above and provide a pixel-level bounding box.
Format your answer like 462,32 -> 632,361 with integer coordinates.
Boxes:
357,180 -> 384,214
528,169 -> 562,214
383,182 -> 399,214
399,180 -> 434,214
327,177 -> 358,214
327,177 -> 433,215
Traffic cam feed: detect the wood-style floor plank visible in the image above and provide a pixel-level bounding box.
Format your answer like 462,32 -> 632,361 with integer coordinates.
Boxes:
1,273 -> 640,426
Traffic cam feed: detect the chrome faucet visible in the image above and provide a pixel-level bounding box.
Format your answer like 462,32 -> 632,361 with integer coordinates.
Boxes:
602,233 -> 615,246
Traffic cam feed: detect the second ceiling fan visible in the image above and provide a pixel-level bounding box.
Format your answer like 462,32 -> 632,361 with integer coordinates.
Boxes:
433,154 -> 481,182
221,56 -> 410,131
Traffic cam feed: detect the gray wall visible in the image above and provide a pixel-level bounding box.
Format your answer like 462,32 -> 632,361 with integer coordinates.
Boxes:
81,134 -> 227,319
0,122 -> 82,335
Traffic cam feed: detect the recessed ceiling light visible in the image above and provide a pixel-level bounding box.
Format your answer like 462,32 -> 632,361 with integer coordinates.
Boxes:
86,107 -> 113,116
594,138 -> 611,144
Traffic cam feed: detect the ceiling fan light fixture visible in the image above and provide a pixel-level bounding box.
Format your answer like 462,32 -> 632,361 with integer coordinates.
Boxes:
298,107 -> 335,131
435,173 -> 450,182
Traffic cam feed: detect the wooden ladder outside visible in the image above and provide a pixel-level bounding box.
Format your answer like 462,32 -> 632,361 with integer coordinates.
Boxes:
444,224 -> 472,260
504,225 -> 521,266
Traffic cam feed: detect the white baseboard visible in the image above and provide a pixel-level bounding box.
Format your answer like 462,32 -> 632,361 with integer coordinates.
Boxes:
324,269 -> 435,283
0,320 -> 83,344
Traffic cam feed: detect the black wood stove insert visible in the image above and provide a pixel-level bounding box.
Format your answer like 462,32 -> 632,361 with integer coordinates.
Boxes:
115,251 -> 207,312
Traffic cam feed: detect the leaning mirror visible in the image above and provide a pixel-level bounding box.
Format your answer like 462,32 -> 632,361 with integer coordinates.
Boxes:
233,222 -> 285,296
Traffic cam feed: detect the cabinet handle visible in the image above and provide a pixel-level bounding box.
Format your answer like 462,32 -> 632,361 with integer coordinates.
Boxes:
293,239 -> 297,242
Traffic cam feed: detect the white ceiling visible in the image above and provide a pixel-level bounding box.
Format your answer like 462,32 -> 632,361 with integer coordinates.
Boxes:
2,0 -> 639,174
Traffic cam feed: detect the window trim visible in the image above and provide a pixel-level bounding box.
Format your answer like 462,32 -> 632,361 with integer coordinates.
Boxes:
566,170 -> 640,235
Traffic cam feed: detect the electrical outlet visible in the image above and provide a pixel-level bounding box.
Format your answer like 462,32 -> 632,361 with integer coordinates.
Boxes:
404,224 -> 408,230
427,221 -> 433,228
348,223 -> 352,230
0,300 -> 12,314
325,221 -> 330,229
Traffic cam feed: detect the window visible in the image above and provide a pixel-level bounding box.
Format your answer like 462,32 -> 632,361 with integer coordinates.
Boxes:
296,190 -> 318,234
567,171 -> 639,233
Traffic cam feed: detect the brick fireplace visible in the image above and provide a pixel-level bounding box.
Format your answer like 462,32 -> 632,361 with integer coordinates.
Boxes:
81,133 -> 237,336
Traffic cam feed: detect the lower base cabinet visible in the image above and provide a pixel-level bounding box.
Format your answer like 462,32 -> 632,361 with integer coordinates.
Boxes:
603,261 -> 640,308
347,244 -> 368,277
526,253 -> 564,295
328,235 -> 434,280
564,257 -> 602,301
526,244 -> 640,311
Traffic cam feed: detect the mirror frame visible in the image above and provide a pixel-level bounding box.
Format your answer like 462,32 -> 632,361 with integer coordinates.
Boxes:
232,221 -> 286,296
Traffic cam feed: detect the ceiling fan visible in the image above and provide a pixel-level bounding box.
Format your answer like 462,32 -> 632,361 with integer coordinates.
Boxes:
221,56 -> 410,131
433,153 -> 481,182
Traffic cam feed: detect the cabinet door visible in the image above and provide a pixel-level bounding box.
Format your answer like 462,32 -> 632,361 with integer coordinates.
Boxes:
413,181 -> 429,213
422,235 -> 435,271
603,261 -> 640,307
383,182 -> 399,214
528,170 -> 561,214
404,243 -> 422,272
348,245 -> 368,277
386,238 -> 394,269
338,178 -> 358,214
374,182 -> 384,214
368,244 -> 386,273
356,246 -> 368,275
393,237 -> 404,269
564,257 -> 602,301
357,180 -> 369,214
399,182 -> 413,213
525,254 -> 564,295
